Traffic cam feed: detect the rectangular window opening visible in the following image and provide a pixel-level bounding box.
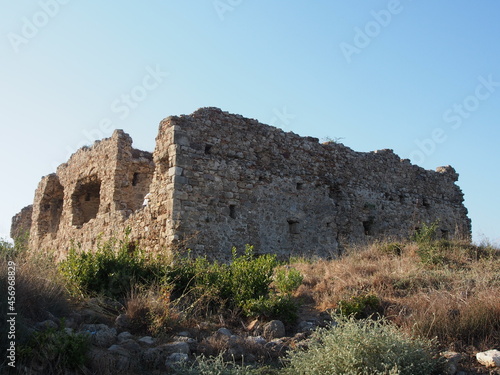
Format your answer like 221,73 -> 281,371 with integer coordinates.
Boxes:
229,205 -> 236,219
132,172 -> 139,186
287,219 -> 300,234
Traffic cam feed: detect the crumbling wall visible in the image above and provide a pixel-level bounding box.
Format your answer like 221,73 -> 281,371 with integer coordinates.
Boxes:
10,205 -> 33,241
13,108 -> 470,259
151,108 -> 470,259
27,130 -> 154,257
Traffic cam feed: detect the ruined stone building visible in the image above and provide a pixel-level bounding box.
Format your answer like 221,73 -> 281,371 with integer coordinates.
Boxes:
11,108 -> 471,260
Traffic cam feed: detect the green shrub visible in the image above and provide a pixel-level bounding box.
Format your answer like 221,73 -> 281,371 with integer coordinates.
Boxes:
336,294 -> 381,319
166,246 -> 301,322
229,246 -> 278,307
417,245 -> 447,266
241,294 -> 298,324
18,323 -> 90,374
59,235 -> 164,299
411,221 -> 439,244
0,238 -> 13,256
273,267 -> 303,295
285,315 -> 443,375
379,242 -> 404,256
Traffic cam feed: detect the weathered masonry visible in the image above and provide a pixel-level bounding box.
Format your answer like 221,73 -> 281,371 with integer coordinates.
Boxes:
11,108 -> 471,260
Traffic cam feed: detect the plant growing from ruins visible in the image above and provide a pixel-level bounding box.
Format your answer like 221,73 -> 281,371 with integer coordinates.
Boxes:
411,220 -> 439,244
59,235 -> 164,299
166,245 -> 303,323
273,266 -> 304,295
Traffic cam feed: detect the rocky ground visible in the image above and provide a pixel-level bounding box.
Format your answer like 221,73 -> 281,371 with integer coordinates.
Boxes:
18,297 -> 500,375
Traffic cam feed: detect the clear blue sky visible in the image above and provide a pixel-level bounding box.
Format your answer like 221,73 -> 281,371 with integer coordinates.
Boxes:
1,1 -> 499,244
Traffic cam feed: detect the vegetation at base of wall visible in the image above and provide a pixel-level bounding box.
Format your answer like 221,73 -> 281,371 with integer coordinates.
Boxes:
59,234 -> 165,299
285,314 -> 443,375
58,239 -> 303,324
166,246 -> 302,323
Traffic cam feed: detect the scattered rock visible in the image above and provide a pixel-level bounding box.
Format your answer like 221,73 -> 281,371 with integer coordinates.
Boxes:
263,320 -> 286,339
264,338 -> 288,355
246,335 -> 267,346
117,331 -> 134,343
115,313 -> 131,331
142,347 -> 166,369
119,339 -> 142,354
217,327 -> 232,337
177,331 -> 192,337
226,343 -> 245,361
165,353 -> 189,371
81,324 -> 117,347
163,341 -> 191,355
138,336 -> 155,345
297,320 -> 316,333
34,320 -> 58,331
166,352 -> 189,364
173,336 -> 198,352
476,349 -> 500,368
108,344 -> 130,357
441,351 -> 462,375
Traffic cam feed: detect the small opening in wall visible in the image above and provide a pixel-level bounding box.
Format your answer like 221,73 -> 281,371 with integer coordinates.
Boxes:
204,144 -> 213,155
287,219 -> 300,234
296,183 -> 303,190
132,172 -> 139,186
363,217 -> 375,236
229,205 -> 236,219
423,198 -> 431,208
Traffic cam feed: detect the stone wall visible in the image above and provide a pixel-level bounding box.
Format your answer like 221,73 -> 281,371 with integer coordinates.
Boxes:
10,205 -> 33,241
24,130 -> 154,257
12,108 -> 471,259
150,108 -> 470,260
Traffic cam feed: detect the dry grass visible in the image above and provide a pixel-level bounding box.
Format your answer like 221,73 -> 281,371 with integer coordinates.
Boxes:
0,250 -> 71,324
124,283 -> 181,336
293,240 -> 500,351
